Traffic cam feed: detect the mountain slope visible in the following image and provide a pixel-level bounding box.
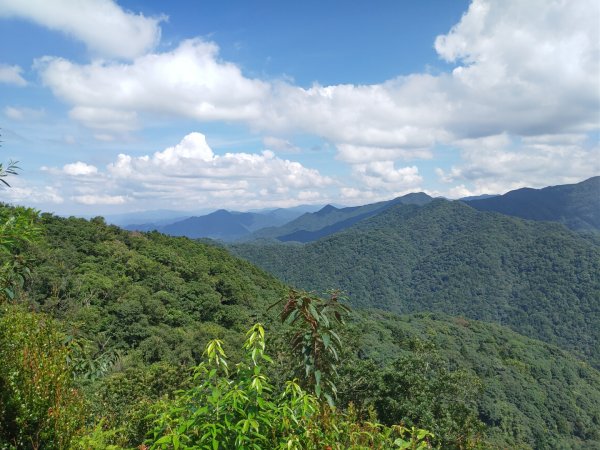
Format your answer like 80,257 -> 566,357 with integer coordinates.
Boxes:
27,214 -> 288,364
352,312 -> 600,449
126,207 -> 312,241
231,199 -> 600,367
465,176 -> 600,230
249,192 -> 432,243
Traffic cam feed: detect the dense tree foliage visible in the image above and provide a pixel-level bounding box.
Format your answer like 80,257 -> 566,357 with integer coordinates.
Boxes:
0,205 -> 42,301
149,324 -> 435,450
0,305 -> 85,449
1,204 -> 598,448
231,199 -> 600,368
345,312 -> 600,449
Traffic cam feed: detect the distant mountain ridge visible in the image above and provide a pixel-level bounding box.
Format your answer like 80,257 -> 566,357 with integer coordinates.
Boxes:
125,204 -> 322,241
232,199 -> 600,368
123,178 -> 598,242
248,192 -> 432,243
465,176 -> 600,230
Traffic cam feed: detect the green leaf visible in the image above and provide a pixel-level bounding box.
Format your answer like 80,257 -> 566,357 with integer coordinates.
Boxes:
154,435 -> 172,445
307,303 -> 320,321
321,332 -> 331,349
284,309 -> 299,325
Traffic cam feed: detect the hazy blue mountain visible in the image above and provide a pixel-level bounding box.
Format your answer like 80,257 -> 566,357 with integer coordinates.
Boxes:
248,192 -> 432,243
465,176 -> 600,230
231,199 -> 600,368
459,194 -> 498,201
98,209 -> 194,227
126,206 -> 315,241
247,204 -> 325,217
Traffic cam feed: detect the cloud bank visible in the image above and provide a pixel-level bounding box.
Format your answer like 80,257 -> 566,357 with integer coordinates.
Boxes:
0,0 -> 163,59
39,132 -> 338,209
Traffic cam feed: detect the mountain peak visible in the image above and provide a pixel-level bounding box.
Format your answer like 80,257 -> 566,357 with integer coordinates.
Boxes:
315,204 -> 338,216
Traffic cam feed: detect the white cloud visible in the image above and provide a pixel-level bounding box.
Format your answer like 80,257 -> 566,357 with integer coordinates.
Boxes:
42,132 -> 336,211
93,133 -> 115,142
0,64 -> 26,86
2,179 -> 64,204
72,194 -> 127,205
22,0 -> 599,202
436,133 -> 600,194
4,106 -> 44,120
336,144 -> 432,164
37,39 -> 269,132
69,107 -> 138,132
296,191 -> 322,201
107,133 -> 332,190
35,1 -> 599,181
0,0 -> 163,59
352,162 -> 422,191
63,161 -> 98,176
338,187 -> 402,206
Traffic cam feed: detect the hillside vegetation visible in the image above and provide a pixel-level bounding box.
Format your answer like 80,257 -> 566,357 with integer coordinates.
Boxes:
349,311 -> 600,449
465,176 -> 600,231
1,204 -> 599,448
231,199 -> 600,368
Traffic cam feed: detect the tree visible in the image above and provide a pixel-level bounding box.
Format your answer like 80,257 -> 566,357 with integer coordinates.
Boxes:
0,205 -> 42,301
0,306 -> 85,449
272,289 -> 350,405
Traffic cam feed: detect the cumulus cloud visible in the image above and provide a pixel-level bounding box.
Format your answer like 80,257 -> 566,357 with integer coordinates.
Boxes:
0,64 -> 26,85
22,0 -> 599,201
2,179 -> 64,204
107,133 -> 332,191
63,162 -> 98,176
42,132 -> 336,210
436,133 -> 599,195
0,0 -> 163,59
35,1 -> 599,187
37,39 -> 269,132
352,162 -> 422,191
336,144 -> 432,164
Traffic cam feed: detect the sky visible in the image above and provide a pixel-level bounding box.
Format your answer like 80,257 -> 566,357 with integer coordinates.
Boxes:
0,0 -> 598,216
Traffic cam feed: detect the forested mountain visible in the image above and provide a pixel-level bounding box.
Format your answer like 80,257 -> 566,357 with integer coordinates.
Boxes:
350,311 -> 600,449
464,176 -> 600,230
231,199 -> 600,368
248,192 -> 432,243
125,206 -> 313,241
29,214 -> 287,352
2,205 -> 598,448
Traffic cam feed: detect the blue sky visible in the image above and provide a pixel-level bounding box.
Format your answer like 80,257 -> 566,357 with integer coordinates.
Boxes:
0,0 -> 598,215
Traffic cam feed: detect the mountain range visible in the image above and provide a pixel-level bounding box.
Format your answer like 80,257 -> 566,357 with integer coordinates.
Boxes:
123,176 -> 599,243
464,175 -> 600,231
124,204 -> 322,241
232,194 -> 600,368
248,192 -> 432,243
